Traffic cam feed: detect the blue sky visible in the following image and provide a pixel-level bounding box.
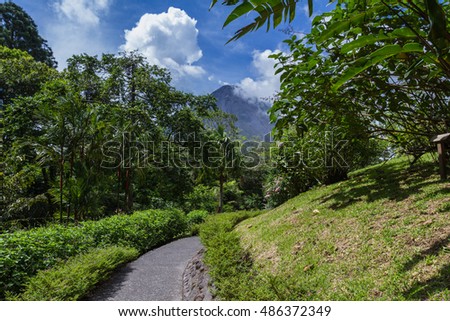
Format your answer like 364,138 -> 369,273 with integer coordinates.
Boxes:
9,0 -> 329,97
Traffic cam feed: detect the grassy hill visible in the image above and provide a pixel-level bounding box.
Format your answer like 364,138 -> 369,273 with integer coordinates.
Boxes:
201,155 -> 450,300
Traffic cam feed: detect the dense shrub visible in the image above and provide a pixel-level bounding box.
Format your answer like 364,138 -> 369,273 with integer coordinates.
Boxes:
0,208 -> 187,299
186,210 -> 209,235
187,210 -> 209,226
10,246 -> 139,301
183,184 -> 217,213
264,127 -> 387,208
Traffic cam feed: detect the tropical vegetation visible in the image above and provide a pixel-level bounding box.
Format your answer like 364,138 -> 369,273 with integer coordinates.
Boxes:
0,0 -> 449,301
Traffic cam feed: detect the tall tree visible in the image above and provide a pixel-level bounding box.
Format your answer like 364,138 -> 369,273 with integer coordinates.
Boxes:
0,2 -> 56,68
0,46 -> 56,109
1,47 -> 56,225
206,125 -> 240,213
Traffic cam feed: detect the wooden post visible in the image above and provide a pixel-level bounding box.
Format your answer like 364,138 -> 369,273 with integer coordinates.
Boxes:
437,142 -> 447,180
431,133 -> 450,180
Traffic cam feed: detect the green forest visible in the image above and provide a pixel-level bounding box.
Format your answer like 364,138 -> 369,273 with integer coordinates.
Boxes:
1,0 -> 449,301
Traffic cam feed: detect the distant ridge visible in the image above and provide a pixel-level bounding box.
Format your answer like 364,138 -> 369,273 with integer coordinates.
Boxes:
211,85 -> 273,140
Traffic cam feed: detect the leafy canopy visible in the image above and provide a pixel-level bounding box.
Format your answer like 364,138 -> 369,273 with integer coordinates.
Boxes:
0,2 -> 56,68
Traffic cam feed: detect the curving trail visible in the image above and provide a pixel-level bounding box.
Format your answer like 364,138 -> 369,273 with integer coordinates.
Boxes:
85,236 -> 203,301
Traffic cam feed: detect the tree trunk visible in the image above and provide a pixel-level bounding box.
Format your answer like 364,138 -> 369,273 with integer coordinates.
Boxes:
218,173 -> 224,213
59,147 -> 64,224
127,168 -> 133,212
41,168 -> 53,211
67,152 -> 74,222
125,168 -> 130,213
117,167 -> 121,211
59,118 -> 65,224
126,63 -> 136,212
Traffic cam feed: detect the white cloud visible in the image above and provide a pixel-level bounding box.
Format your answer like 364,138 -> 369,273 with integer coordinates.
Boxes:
121,7 -> 205,79
48,0 -> 114,69
48,25 -> 114,69
236,49 -> 281,101
54,0 -> 112,26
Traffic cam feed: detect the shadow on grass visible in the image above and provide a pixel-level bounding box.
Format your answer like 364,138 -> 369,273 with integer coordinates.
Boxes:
402,235 -> 450,272
403,263 -> 450,300
317,159 -> 442,211
399,233 -> 450,300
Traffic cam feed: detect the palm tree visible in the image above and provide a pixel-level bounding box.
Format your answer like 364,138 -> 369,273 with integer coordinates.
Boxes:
215,125 -> 239,213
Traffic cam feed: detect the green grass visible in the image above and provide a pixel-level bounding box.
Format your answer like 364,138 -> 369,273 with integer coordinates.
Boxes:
9,246 -> 139,301
202,155 -> 450,300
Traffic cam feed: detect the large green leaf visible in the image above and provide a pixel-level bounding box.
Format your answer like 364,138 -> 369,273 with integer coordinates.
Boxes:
391,27 -> 423,38
401,42 -> 424,52
308,0 -> 313,16
341,34 -> 392,54
210,0 -> 300,43
223,1 -> 257,27
340,28 -> 421,54
425,0 -> 450,55
369,44 -> 403,57
332,43 -> 425,91
317,4 -> 386,44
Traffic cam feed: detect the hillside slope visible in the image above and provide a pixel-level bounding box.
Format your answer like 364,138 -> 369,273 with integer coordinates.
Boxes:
202,155 -> 450,300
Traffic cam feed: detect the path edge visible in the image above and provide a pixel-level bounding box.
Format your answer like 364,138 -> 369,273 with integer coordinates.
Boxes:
182,248 -> 214,301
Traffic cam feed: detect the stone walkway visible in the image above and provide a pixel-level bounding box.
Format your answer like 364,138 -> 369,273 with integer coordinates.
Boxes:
85,236 -> 206,301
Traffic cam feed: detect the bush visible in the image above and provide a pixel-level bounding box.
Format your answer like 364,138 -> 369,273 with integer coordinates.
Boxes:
0,208 -> 187,299
187,210 -> 209,226
265,126 -> 386,208
242,193 -> 265,210
81,208 -> 187,253
10,246 -> 139,301
186,210 -> 209,235
184,184 -> 217,213
223,181 -> 244,211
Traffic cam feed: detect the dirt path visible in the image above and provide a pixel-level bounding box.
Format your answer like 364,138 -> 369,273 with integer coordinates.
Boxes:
85,236 -> 203,301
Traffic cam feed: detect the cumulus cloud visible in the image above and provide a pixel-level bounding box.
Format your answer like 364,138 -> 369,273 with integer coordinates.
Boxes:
121,7 -> 205,79
48,0 -> 114,69
54,0 -> 111,26
236,49 -> 281,101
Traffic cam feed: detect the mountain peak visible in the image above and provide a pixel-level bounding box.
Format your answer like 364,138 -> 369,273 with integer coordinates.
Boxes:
212,84 -> 238,95
211,85 -> 273,140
